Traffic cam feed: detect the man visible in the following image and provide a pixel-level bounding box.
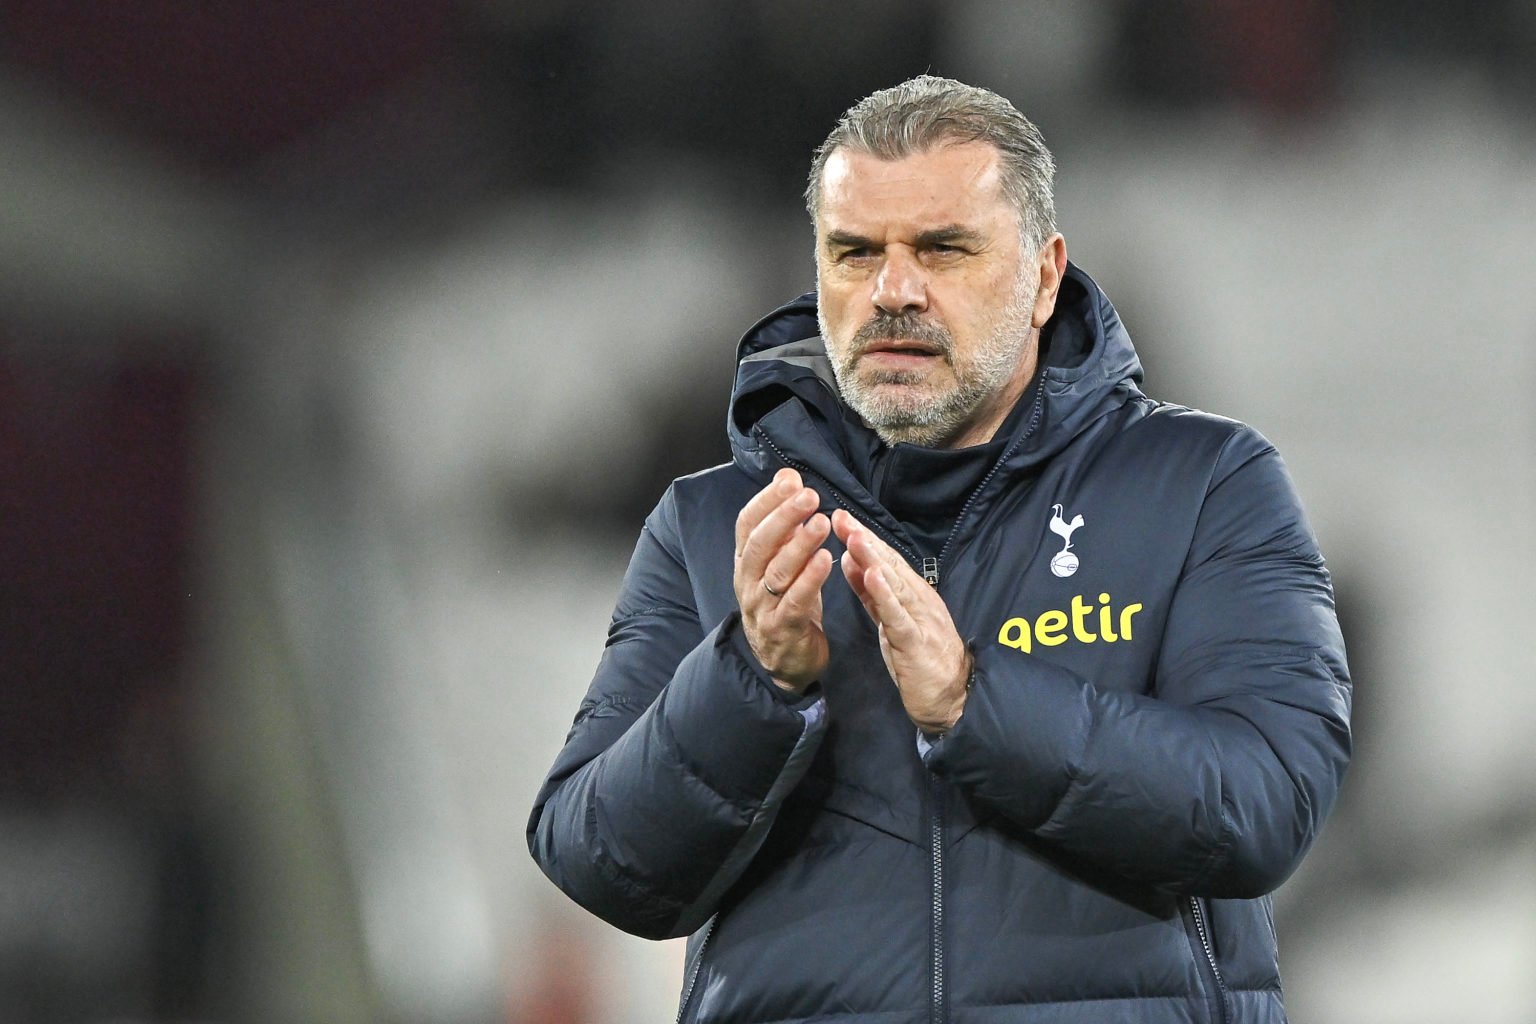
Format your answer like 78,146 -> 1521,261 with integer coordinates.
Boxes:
528,76 -> 1350,1024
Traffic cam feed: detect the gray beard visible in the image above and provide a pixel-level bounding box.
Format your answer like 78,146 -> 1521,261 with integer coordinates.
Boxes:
839,357 -> 999,448
821,282 -> 1037,448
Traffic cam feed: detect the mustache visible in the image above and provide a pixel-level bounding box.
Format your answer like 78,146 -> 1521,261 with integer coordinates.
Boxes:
852,311 -> 952,354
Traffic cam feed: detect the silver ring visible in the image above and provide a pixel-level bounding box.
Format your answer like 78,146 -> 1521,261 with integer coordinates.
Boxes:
763,580 -> 783,597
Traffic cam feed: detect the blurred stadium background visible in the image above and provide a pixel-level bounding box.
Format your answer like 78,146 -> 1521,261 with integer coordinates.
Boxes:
2,1 -> 1533,1021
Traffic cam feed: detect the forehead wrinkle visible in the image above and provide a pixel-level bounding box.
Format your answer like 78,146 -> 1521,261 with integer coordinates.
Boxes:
818,144 -> 1011,236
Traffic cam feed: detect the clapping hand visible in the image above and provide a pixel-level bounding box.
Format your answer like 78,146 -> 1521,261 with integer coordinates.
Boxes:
734,469 -> 834,693
832,509 -> 971,733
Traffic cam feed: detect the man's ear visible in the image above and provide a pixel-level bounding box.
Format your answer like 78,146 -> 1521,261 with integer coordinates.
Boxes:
1030,234 -> 1069,328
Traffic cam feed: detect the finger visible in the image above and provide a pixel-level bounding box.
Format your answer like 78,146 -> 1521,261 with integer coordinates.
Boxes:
840,524 -> 879,577
735,468 -> 801,552
735,468 -> 800,554
841,550 -> 881,622
830,508 -> 860,545
834,510 -> 910,581
837,516 -> 924,620
762,512 -> 831,597
861,562 -> 918,640
845,526 -> 915,606
740,485 -> 821,580
780,547 -> 833,613
834,513 -> 885,589
847,519 -> 907,576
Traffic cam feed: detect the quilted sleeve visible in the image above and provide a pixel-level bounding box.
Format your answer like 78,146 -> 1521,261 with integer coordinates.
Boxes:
526,485 -> 827,938
927,426 -> 1352,897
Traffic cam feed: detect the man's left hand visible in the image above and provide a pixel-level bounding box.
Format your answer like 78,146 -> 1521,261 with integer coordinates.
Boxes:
832,509 -> 972,734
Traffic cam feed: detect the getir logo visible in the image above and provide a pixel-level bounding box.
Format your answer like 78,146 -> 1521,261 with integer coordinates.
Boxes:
997,593 -> 1144,653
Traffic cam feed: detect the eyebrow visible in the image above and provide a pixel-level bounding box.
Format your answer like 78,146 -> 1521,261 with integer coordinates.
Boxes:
824,230 -> 875,251
915,225 -> 985,248
823,224 -> 985,252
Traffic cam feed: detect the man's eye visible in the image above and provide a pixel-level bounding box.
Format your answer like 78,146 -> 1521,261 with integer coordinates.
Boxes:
839,248 -> 873,260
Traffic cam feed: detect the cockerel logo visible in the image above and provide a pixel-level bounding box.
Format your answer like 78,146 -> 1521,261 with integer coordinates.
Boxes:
1048,504 -> 1085,578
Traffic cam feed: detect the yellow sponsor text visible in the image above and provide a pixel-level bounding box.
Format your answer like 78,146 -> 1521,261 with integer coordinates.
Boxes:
997,593 -> 1143,653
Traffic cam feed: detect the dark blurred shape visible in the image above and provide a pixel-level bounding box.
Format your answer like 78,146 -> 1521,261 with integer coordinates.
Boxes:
1199,0 -> 1338,115
0,351 -> 195,790
472,0 -> 941,200
0,0 -> 455,169
0,342 -> 222,1020
1112,0 -> 1339,115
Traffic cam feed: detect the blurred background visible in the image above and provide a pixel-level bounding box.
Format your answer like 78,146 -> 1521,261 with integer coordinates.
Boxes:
2,1 -> 1533,1022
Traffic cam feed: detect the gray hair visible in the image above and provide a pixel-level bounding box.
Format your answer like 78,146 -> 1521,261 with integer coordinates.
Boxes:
804,75 -> 1057,253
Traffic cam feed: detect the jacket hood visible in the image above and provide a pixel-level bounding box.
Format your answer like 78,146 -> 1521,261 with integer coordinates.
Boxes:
727,261 -> 1144,485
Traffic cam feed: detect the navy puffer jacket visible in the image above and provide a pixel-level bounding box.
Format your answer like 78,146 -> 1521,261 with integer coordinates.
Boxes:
528,264 -> 1352,1023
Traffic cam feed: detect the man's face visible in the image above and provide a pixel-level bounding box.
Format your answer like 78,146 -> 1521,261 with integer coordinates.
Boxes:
814,141 -> 1055,449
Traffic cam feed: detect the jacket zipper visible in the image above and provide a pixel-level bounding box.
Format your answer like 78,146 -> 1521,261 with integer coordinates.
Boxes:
1188,897 -> 1231,1024
930,378 -> 1049,585
674,916 -> 717,1024
917,384 -> 1042,1021
929,776 -> 947,1024
755,426 -> 946,1024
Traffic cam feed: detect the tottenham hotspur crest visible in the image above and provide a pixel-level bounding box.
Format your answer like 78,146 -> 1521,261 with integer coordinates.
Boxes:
1048,504 -> 1085,577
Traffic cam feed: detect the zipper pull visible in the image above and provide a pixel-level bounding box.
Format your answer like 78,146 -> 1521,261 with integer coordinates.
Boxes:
922,557 -> 940,587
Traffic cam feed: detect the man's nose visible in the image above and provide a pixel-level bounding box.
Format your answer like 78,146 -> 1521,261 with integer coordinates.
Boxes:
871,249 -> 928,315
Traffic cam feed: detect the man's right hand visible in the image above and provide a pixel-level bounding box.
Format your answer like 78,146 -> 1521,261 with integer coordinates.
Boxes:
733,468 -> 833,694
